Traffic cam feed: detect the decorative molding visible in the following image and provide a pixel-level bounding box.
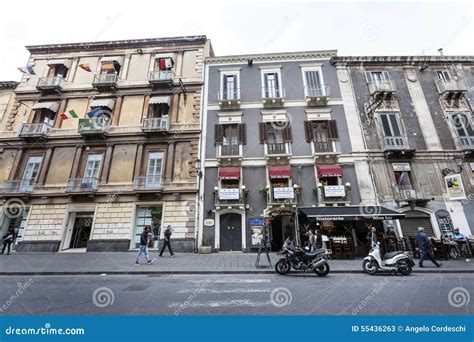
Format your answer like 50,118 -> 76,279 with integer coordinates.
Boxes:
207,50 -> 337,64
331,55 -> 474,66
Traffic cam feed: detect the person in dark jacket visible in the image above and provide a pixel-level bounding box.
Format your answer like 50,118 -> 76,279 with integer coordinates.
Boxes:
415,227 -> 441,268
159,224 -> 174,257
134,226 -> 155,265
2,228 -> 16,255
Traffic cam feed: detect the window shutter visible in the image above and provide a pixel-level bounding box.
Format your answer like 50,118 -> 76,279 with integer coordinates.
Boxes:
328,120 -> 339,139
364,71 -> 372,83
215,124 -> 224,145
283,125 -> 292,142
259,122 -> 267,144
382,71 -> 390,81
239,123 -> 247,145
304,121 -> 313,142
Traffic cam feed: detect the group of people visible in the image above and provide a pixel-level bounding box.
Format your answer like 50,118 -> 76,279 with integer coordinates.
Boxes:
300,223 -> 323,252
134,224 -> 174,265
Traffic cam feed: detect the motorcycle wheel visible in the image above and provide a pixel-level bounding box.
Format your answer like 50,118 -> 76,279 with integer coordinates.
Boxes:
314,262 -> 330,277
275,260 -> 291,275
398,260 -> 412,276
363,259 -> 378,275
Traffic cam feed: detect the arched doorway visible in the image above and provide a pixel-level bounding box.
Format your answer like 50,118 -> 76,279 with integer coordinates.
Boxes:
399,210 -> 435,238
219,213 -> 242,251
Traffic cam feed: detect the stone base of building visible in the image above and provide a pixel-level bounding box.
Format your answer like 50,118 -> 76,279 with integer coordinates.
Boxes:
158,238 -> 195,253
86,239 -> 131,252
16,240 -> 60,253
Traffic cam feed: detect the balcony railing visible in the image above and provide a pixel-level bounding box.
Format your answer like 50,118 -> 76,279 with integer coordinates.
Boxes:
458,136 -> 474,150
215,188 -> 244,206
66,177 -> 99,193
268,187 -> 296,205
36,76 -> 65,91
261,87 -> 285,107
383,136 -> 408,150
0,179 -> 36,194
368,80 -> 396,95
305,85 -> 329,105
149,70 -> 174,84
435,79 -> 467,95
266,142 -> 287,155
218,89 -> 241,108
393,186 -> 431,202
318,185 -> 351,204
220,144 -> 241,157
78,117 -> 110,135
19,122 -> 53,138
133,175 -> 163,190
313,140 -> 337,153
93,74 -> 118,88
141,116 -> 170,132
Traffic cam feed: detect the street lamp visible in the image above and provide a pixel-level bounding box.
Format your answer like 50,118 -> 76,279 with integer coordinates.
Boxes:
195,158 -> 203,178
441,157 -> 464,177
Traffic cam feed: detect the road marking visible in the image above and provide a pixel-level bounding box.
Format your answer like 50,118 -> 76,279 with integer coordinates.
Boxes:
168,299 -> 273,308
177,288 -> 273,294
186,279 -> 271,284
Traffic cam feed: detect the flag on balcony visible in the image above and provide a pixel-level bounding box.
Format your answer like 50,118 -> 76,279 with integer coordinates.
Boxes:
59,110 -> 79,120
86,107 -> 103,118
159,58 -> 167,70
78,63 -> 91,72
17,66 -> 36,75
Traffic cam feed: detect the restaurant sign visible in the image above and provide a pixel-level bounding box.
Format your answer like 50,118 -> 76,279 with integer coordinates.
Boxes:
219,188 -> 240,200
315,215 -> 398,221
274,187 -> 294,199
392,163 -> 411,172
324,185 -> 345,197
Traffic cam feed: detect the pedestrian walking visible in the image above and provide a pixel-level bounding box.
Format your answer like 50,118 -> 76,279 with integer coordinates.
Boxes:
134,226 -> 156,266
159,224 -> 174,257
1,228 -> 15,255
308,229 -> 317,252
415,227 -> 441,268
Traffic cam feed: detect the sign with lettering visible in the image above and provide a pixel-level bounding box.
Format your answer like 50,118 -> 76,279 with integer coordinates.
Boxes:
219,188 -> 240,200
324,185 -> 346,197
392,163 -> 411,171
273,187 -> 294,199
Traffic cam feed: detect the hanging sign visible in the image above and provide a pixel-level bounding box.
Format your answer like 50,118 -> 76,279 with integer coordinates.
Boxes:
444,174 -> 466,200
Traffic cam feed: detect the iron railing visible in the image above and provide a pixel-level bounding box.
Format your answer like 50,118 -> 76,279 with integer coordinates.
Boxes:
133,175 -> 163,190
66,177 -> 99,192
435,79 -> 467,94
318,185 -> 351,204
313,140 -> 336,153
19,123 -> 53,137
267,187 -> 297,205
393,185 -> 431,202
220,144 -> 240,157
78,117 -> 110,135
261,86 -> 285,99
149,70 -> 174,82
215,188 -> 243,205
36,76 -> 65,90
93,74 -> 119,86
383,136 -> 408,150
368,80 -> 396,94
0,179 -> 36,194
458,136 -> 474,150
218,89 -> 241,102
266,142 -> 287,155
305,85 -> 329,98
141,117 -> 170,132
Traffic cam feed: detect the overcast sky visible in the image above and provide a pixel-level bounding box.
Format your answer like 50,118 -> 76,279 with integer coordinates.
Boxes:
0,0 -> 472,81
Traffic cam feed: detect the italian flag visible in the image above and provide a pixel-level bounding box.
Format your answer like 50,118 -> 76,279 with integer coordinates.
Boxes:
59,110 -> 79,120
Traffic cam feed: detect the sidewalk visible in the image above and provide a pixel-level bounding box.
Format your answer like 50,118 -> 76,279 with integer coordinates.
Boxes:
0,252 -> 473,275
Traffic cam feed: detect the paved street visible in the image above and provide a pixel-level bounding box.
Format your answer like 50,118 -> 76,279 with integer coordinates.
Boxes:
0,273 -> 472,316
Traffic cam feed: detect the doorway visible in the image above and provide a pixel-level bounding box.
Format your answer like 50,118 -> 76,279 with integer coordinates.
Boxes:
220,213 -> 242,251
63,212 -> 94,250
269,215 -> 295,251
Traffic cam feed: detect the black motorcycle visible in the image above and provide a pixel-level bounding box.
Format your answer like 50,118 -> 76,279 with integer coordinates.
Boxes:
275,238 -> 330,276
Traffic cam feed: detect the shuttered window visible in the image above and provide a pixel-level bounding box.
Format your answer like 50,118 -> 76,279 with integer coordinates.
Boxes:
305,71 -> 323,96
380,113 -> 402,137
259,122 -> 292,144
215,124 -> 246,145
304,120 -> 339,142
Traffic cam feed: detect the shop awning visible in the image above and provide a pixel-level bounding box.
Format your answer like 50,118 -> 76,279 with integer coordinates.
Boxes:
32,101 -> 59,112
299,206 -> 405,221
90,99 -> 115,110
100,56 -> 124,65
268,166 -> 292,179
316,164 -> 343,177
218,167 -> 241,180
47,59 -> 72,69
149,96 -> 171,106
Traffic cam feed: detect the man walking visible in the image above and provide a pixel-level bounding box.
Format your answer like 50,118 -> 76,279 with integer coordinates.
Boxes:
1,228 -> 16,255
134,226 -> 155,266
415,227 -> 441,268
159,224 -> 174,257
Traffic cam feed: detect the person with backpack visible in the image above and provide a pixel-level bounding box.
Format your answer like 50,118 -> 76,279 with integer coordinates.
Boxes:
159,224 -> 174,257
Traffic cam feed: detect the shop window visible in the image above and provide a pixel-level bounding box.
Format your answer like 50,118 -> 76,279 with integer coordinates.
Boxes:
133,206 -> 162,248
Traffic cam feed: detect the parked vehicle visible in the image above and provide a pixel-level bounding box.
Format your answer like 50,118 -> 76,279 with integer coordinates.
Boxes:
363,239 -> 414,275
275,238 -> 330,276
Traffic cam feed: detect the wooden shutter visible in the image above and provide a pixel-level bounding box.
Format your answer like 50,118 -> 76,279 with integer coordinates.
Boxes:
327,120 -> 339,139
304,121 -> 313,142
259,122 -> 267,144
215,124 -> 224,145
283,125 -> 292,142
364,71 -> 373,83
382,71 -> 390,82
239,123 -> 247,145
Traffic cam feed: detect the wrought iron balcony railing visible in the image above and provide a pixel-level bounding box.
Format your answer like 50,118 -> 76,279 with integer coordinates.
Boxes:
141,116 -> 170,132
78,117 -> 110,135
133,175 -> 163,190
93,74 -> 118,87
36,76 -> 65,90
19,122 -> 53,138
0,179 -> 36,194
66,177 -> 99,193
266,142 -> 287,155
149,70 -> 174,83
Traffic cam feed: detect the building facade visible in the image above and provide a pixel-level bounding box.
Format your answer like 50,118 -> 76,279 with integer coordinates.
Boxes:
0,36 -> 213,252
331,55 -> 474,239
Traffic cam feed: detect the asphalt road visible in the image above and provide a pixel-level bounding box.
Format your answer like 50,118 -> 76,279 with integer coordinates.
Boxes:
0,273 -> 472,316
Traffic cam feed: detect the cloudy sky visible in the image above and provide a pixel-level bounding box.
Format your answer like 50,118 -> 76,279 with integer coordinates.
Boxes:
0,0 -> 472,81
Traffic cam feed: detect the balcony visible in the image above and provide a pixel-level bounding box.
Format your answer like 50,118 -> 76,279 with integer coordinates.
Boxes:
66,177 -> 99,193
261,87 -> 285,108
218,89 -> 241,109
266,143 -> 288,155
141,116 -> 170,133
215,188 -> 245,209
78,117 -> 110,137
368,80 -> 396,98
458,136 -> 474,156
0,180 -> 36,196
267,187 -> 297,207
305,85 -> 329,106
149,70 -> 174,87
133,176 -> 164,197
36,76 -> 65,92
317,185 -> 351,205
383,136 -> 415,159
393,186 -> 431,204
19,122 -> 52,139
435,79 -> 466,101
92,74 -> 118,91
312,140 -> 340,163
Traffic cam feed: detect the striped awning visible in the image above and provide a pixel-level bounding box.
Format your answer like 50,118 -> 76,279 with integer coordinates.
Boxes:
90,99 -> 115,110
316,164 -> 343,177
100,56 -> 124,65
268,166 -> 292,179
32,102 -> 59,112
154,53 -> 174,60
149,96 -> 171,106
47,59 -> 72,69
218,167 -> 241,180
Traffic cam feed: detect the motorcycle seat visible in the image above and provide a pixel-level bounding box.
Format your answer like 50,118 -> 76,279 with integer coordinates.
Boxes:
384,251 -> 405,259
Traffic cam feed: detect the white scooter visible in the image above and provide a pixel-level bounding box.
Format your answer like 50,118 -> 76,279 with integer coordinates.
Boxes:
363,239 -> 414,275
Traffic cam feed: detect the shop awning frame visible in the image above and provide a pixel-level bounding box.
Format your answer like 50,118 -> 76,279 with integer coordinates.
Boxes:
47,59 -> 72,69
90,99 -> 116,110
298,206 -> 406,221
316,164 -> 343,177
32,101 -> 59,112
218,167 -> 241,180
268,166 -> 292,179
149,96 -> 171,106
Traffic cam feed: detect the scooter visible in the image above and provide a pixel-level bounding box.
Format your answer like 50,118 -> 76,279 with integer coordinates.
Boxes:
363,239 -> 414,275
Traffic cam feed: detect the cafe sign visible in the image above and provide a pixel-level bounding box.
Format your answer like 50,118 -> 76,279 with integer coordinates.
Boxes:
219,188 -> 240,200
274,187 -> 294,199
392,163 -> 411,172
324,185 -> 345,197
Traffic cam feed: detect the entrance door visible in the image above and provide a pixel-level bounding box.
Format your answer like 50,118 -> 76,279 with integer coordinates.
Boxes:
220,213 -> 242,251
64,212 -> 94,250
400,210 -> 434,238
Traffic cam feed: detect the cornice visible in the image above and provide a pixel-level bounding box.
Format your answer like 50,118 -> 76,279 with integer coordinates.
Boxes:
207,50 -> 337,64
0,81 -> 19,89
331,55 -> 474,66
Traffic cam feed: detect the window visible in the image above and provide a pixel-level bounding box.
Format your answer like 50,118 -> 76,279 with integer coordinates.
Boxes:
150,103 -> 169,118
304,70 -> 323,96
47,64 -> 69,78
304,120 -> 338,152
451,113 -> 474,148
215,124 -> 246,155
83,154 -> 103,181
379,112 -> 405,148
100,60 -> 121,75
366,71 -> 391,90
155,57 -> 174,71
33,108 -> 56,127
437,70 -> 451,83
263,72 -> 281,98
146,152 -> 163,188
20,156 -> 43,192
222,74 -> 238,100
259,122 -> 291,154
393,170 -> 414,190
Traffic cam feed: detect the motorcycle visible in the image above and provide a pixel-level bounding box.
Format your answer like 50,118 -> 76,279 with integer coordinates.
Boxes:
275,238 -> 330,276
363,239 -> 414,275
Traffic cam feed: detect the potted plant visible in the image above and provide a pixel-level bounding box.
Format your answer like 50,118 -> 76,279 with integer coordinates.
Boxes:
198,236 -> 213,254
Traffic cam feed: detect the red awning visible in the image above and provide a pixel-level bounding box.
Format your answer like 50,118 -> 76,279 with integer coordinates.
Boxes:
316,164 -> 343,177
218,167 -> 241,180
268,166 -> 292,179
